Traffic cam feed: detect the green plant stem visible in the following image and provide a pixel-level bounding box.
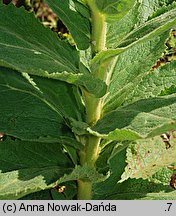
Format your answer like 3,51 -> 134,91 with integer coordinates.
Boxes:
83,91 -> 102,126
77,136 -> 101,200
77,0 -> 107,200
86,0 -> 107,55
77,96 -> 101,199
77,179 -> 92,200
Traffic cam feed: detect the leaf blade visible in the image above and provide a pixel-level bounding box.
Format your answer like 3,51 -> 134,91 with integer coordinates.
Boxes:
125,61 -> 176,104
0,67 -> 72,140
44,0 -> 90,50
104,30 -> 172,113
106,0 -> 176,48
120,135 -> 176,182
0,138 -> 73,199
0,3 -> 105,97
0,3 -> 79,73
95,0 -> 135,22
90,96 -> 176,141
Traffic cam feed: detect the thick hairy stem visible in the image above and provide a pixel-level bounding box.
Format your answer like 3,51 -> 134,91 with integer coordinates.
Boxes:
77,0 -> 107,200
77,94 -> 101,199
86,0 -> 107,55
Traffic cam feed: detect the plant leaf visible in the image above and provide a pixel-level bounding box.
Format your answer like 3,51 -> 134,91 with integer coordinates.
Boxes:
0,3 -> 79,73
106,0 -> 176,48
89,96 -> 176,141
93,141 -> 176,200
26,74 -> 85,121
72,0 -> 91,19
44,0 -> 90,50
0,3 -> 106,97
120,135 -> 176,182
63,145 -> 78,165
96,141 -> 115,174
95,0 -> 135,22
19,189 -> 52,200
118,8 -> 176,47
45,71 -> 107,98
53,165 -> 105,186
0,138 -> 73,199
93,143 -> 128,197
0,66 -> 75,140
94,178 -> 176,200
103,30 -> 172,113
125,61 -> 176,104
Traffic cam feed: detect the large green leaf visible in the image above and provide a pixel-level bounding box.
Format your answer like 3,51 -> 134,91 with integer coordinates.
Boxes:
103,30 -> 171,113
0,3 -> 106,97
89,96 -> 176,141
120,135 -> 176,182
0,138 -> 73,199
125,60 -> 176,104
0,66 -> 78,140
118,8 -> 176,47
106,0 -> 176,48
44,0 -> 90,50
0,3 -> 79,72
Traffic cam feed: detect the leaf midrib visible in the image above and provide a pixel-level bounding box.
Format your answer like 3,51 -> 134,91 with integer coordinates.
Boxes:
0,25 -> 78,72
